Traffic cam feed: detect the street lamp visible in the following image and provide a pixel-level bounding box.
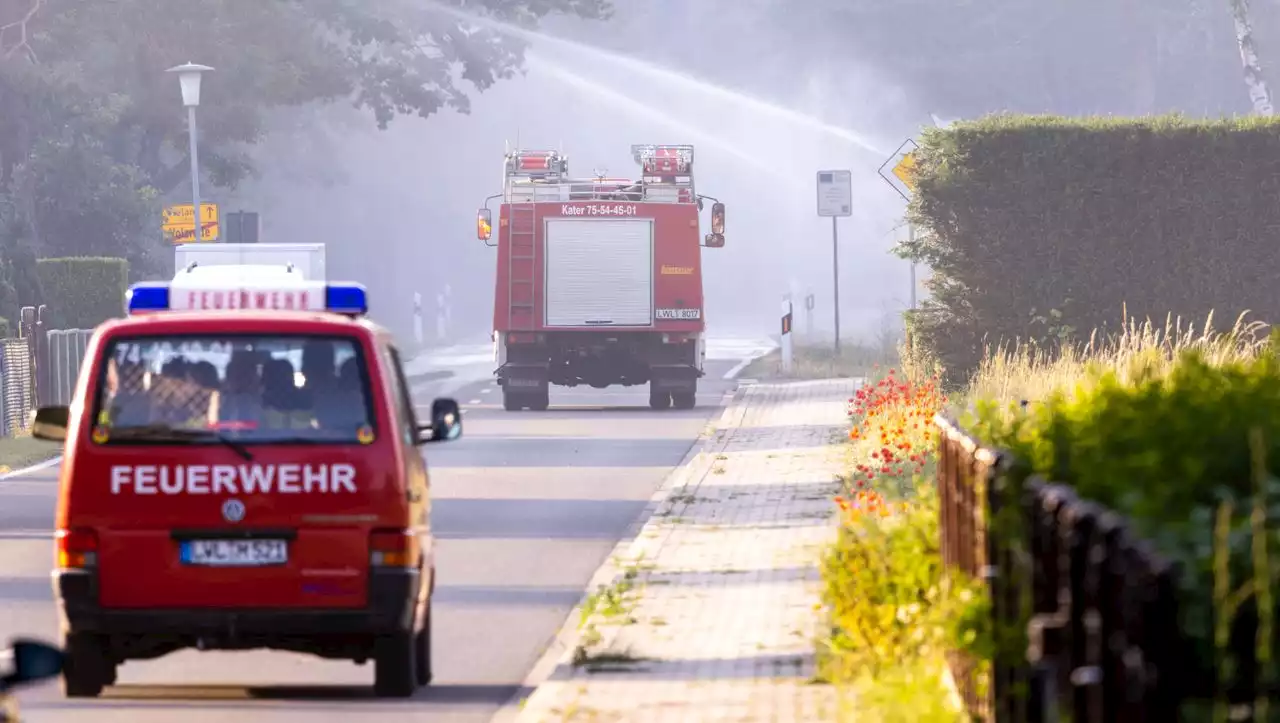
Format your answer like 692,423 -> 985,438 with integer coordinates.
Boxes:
166,62 -> 214,244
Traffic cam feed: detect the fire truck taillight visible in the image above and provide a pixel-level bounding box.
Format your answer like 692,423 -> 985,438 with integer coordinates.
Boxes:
477,208 -> 492,241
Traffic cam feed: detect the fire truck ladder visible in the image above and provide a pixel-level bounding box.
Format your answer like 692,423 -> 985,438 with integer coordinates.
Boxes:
507,201 -> 538,330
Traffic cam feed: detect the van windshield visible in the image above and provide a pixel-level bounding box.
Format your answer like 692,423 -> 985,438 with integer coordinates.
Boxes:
91,335 -> 375,444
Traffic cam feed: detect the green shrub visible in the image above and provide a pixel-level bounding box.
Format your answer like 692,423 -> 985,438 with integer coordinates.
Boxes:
36,257 -> 128,329
0,317 -> 12,339
970,343 -> 1280,708
904,114 -> 1280,385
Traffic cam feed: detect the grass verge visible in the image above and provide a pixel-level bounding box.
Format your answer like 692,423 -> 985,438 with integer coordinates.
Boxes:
740,342 -> 896,381
0,434 -> 60,475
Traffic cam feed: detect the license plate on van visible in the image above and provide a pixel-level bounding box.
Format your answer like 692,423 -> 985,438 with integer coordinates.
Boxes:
180,539 -> 288,566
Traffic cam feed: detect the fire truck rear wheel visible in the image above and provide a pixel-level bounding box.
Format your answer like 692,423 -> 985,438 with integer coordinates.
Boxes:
649,388 -> 672,410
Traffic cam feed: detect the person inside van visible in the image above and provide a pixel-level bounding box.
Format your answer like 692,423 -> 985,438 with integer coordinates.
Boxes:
102,358 -> 152,427
315,356 -> 366,432
262,357 -> 309,430
215,352 -> 263,429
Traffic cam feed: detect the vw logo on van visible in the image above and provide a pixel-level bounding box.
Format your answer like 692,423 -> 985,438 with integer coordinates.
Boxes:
221,499 -> 246,523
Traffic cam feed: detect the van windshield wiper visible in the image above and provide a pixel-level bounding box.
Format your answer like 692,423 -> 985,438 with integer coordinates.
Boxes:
105,424 -> 254,461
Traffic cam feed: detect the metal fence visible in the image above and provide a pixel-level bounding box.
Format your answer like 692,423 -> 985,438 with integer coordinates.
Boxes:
934,414 -> 1184,722
0,337 -> 33,436
0,302 -> 95,436
45,329 -> 93,406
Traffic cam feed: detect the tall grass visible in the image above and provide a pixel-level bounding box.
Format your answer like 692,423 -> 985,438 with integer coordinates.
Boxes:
964,310 -> 1269,413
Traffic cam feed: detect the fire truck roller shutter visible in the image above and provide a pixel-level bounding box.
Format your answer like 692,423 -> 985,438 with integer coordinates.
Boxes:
544,218 -> 654,327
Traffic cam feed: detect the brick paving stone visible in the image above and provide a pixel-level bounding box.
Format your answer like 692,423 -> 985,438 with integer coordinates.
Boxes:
512,379 -> 858,723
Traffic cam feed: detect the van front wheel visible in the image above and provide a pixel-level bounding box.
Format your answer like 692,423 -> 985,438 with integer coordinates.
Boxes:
373,632 -> 417,698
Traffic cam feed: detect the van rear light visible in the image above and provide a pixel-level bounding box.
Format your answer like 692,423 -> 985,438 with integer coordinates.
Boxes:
662,333 -> 690,344
369,528 -> 418,568
55,528 -> 98,569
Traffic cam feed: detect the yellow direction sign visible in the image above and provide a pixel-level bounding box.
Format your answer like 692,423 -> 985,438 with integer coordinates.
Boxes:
162,203 -> 218,230
892,152 -> 918,191
168,221 -> 220,244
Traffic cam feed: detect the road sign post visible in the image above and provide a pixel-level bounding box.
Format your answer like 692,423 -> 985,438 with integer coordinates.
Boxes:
878,140 -> 922,313
816,170 -> 852,354
780,297 -> 794,374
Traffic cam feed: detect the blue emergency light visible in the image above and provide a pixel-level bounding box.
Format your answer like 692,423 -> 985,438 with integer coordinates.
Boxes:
125,281 -> 369,315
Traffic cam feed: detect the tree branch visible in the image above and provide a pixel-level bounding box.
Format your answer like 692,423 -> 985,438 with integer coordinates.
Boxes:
0,0 -> 42,63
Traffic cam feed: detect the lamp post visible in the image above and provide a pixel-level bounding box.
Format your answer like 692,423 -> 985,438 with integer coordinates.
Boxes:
166,62 -> 214,244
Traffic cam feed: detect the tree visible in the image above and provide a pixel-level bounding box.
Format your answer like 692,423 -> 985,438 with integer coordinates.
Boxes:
0,0 -> 612,272
1228,0 -> 1274,114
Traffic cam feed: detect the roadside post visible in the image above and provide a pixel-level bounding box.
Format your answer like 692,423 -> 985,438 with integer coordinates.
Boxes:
781,296 -> 794,374
816,170 -> 852,354
413,292 -> 424,347
804,293 -> 815,340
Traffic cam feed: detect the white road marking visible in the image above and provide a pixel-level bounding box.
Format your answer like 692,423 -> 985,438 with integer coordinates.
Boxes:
469,399 -> 482,405
0,455 -> 62,481
481,388 -> 492,394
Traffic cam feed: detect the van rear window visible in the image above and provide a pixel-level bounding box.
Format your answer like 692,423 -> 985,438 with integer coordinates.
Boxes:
91,335 -> 375,445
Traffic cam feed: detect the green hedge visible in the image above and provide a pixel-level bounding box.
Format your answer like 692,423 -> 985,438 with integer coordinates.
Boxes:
904,114 -> 1280,385
36,257 -> 129,329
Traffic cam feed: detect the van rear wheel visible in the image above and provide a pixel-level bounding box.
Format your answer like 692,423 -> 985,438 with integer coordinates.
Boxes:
62,633 -> 111,698
373,632 -> 417,698
414,605 -> 433,687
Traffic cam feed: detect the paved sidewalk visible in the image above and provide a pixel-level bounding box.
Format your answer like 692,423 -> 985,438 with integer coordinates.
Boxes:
511,380 -> 854,723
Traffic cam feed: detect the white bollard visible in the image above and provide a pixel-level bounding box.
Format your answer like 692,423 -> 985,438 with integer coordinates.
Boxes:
413,292 -> 424,347
780,297 -> 794,374
436,291 -> 446,342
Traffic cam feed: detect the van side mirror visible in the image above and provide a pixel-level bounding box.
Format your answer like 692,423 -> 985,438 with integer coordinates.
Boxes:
2,638 -> 65,687
31,406 -> 70,442
416,398 -> 462,444
477,208 -> 492,241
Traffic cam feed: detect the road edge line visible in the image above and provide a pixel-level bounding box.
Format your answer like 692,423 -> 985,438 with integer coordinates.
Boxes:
0,455 -> 62,481
721,342 -> 778,380
487,384 -> 748,723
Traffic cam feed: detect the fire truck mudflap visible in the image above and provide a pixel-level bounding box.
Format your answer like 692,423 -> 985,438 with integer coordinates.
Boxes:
479,144 -> 725,412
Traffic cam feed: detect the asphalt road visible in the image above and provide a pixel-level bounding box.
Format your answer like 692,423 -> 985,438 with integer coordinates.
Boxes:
0,357 -> 747,722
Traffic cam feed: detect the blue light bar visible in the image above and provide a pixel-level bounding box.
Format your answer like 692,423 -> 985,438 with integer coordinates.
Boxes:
325,284 -> 368,315
124,283 -> 171,314
125,281 -> 369,316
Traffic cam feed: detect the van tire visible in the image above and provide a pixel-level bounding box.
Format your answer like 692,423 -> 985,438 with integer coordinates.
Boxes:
62,633 -> 110,698
414,605 -> 433,687
672,391 -> 696,410
373,632 -> 417,698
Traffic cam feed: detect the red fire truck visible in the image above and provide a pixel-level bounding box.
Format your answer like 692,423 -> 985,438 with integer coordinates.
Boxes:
477,144 -> 725,412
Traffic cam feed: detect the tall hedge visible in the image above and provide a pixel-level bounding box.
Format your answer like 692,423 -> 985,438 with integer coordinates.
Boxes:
904,114 -> 1280,384
36,257 -> 129,329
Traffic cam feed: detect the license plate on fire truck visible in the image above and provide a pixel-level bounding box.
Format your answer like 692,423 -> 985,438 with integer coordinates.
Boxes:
656,308 -> 701,320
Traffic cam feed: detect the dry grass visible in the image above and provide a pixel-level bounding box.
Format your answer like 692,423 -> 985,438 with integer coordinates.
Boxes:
963,310 -> 1270,413
740,343 -> 896,381
0,434 -> 60,474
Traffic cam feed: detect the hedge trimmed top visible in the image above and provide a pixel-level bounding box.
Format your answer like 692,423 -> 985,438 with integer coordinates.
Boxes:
36,258 -> 129,330
905,113 -> 1280,383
